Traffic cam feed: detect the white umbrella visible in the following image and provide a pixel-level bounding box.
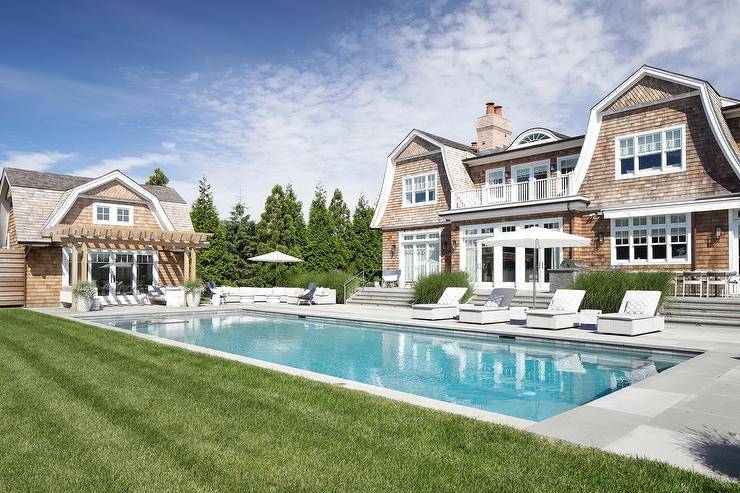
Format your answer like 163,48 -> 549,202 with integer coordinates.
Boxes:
248,251 -> 303,286
481,227 -> 590,308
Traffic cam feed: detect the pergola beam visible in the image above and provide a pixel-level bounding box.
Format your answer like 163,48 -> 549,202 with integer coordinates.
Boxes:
40,226 -> 210,249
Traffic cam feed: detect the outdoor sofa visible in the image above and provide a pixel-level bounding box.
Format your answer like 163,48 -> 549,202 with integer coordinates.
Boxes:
596,290 -> 664,336
215,286 -> 336,305
411,287 -> 469,320
147,285 -> 185,307
458,288 -> 518,324
525,289 -> 586,329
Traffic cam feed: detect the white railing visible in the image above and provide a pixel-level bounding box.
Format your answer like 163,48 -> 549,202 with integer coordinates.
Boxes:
453,175 -> 573,210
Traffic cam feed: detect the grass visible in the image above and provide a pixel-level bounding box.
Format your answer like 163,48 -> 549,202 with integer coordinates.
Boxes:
0,309 -> 736,492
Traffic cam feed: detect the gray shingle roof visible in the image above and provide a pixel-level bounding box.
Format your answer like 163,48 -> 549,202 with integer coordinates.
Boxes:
414,130 -> 477,154
3,168 -> 186,204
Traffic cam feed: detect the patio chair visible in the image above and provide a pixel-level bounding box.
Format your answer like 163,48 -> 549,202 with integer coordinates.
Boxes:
682,271 -> 703,297
411,287 -> 469,320
458,288 -> 518,324
381,269 -> 401,288
525,289 -> 586,330
705,271 -> 736,297
296,283 -> 318,306
204,281 -> 226,305
597,290 -> 664,336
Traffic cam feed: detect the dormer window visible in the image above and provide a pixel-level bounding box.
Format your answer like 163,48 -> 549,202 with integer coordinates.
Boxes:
403,172 -> 437,206
93,203 -> 134,226
518,132 -> 550,145
616,125 -> 685,178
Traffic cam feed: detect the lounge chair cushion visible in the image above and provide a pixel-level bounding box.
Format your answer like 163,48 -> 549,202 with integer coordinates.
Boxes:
527,309 -> 577,317
624,298 -> 651,315
438,287 -> 468,305
458,305 -> 507,313
598,313 -> 655,321
413,304 -> 457,310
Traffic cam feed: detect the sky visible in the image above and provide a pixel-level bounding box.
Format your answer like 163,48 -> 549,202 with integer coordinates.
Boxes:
1,0 -> 739,218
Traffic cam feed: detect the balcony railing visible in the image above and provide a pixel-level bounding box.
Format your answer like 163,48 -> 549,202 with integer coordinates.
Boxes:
452,175 -> 574,210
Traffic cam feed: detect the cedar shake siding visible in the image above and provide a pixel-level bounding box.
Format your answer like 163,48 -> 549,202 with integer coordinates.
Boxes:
579,95 -> 740,209
0,168 -> 201,307
378,147 -> 451,230
25,247 -> 63,307
604,76 -> 695,112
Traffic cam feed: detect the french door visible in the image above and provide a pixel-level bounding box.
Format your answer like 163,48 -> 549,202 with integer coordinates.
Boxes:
401,232 -> 441,284
68,249 -> 157,303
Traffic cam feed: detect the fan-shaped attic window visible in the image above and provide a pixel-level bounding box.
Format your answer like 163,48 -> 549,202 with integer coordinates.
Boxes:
518,132 -> 551,145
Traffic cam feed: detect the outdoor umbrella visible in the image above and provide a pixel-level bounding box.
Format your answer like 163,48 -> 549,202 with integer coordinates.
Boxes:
248,251 -> 303,286
481,227 -> 590,308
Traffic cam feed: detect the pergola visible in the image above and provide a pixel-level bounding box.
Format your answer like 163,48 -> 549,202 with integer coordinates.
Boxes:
40,226 -> 210,309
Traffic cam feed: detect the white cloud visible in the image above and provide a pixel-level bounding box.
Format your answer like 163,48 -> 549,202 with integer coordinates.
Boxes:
56,0 -> 740,218
72,152 -> 180,178
0,150 -> 75,171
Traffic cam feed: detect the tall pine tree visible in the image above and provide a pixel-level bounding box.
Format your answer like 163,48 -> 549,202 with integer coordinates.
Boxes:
350,194 -> 382,274
145,168 -> 169,186
305,185 -> 342,272
328,189 -> 351,270
190,176 -> 236,285
223,200 -> 257,285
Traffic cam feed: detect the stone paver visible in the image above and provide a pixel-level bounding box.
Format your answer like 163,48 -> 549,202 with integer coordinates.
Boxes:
586,387 -> 687,417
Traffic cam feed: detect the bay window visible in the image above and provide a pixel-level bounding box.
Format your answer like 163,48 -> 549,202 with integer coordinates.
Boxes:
612,214 -> 689,264
403,173 -> 436,205
616,126 -> 685,178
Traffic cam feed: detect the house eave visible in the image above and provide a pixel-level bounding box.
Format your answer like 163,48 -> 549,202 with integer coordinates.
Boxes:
439,196 -> 590,221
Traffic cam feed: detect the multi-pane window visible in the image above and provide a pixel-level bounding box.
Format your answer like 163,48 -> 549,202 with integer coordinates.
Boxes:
93,203 -> 133,225
117,208 -> 130,223
96,205 -> 110,222
617,126 -> 684,177
403,173 -> 436,205
401,231 -> 440,282
557,156 -> 578,175
612,214 -> 689,264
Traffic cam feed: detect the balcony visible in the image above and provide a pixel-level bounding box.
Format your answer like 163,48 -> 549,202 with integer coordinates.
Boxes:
452,175 -> 575,210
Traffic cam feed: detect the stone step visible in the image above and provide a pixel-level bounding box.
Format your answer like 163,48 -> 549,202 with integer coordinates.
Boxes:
662,309 -> 740,320
662,304 -> 740,315
345,298 -> 413,307
663,316 -> 740,328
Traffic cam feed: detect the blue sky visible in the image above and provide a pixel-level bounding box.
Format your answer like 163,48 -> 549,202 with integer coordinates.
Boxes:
1,0 -> 738,216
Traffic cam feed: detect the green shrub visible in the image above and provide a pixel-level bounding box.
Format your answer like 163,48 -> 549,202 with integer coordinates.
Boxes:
413,271 -> 472,304
284,270 -> 355,303
183,278 -> 205,294
570,270 -> 675,313
72,281 -> 97,300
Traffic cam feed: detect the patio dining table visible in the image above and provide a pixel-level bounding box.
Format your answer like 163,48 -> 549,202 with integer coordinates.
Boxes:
677,270 -> 737,297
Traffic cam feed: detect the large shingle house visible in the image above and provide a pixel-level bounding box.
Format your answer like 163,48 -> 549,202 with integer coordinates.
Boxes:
372,66 -> 740,290
0,168 -> 208,307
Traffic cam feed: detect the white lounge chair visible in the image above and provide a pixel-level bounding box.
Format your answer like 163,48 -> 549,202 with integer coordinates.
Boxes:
597,290 -> 664,336
458,288 -> 517,324
526,289 -> 586,329
411,287 -> 469,320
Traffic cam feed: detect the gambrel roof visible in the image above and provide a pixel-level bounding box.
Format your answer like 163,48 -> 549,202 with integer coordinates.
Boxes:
1,168 -> 193,244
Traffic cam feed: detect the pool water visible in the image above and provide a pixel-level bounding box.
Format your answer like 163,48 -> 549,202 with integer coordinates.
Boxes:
99,312 -> 687,422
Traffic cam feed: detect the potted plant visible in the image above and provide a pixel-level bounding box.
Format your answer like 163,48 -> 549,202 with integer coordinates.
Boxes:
183,278 -> 204,307
72,281 -> 97,312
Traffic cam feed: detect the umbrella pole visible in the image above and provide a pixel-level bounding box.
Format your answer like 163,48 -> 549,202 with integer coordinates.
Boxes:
533,242 -> 538,309
275,262 -> 278,287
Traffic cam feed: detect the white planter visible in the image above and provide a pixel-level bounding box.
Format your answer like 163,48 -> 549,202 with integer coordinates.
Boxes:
76,296 -> 93,312
186,289 -> 202,307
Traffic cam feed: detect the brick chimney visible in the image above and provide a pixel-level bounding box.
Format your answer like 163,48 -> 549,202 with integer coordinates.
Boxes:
470,141 -> 479,151
476,101 -> 512,151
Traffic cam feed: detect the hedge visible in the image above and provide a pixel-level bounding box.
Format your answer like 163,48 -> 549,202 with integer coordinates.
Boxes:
413,271 -> 473,304
569,270 -> 674,314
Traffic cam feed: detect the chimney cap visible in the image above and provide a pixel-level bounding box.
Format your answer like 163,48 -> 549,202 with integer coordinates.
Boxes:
485,102 -> 496,115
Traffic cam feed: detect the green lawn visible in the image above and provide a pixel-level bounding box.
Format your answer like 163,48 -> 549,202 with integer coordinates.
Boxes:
0,309 -> 735,492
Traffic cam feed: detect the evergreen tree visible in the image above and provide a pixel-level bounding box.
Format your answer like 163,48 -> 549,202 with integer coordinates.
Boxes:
223,200 -> 257,285
282,183 -> 306,257
145,168 -> 169,186
190,176 -> 236,285
328,189 -> 352,270
305,185 -> 342,272
350,194 -> 382,274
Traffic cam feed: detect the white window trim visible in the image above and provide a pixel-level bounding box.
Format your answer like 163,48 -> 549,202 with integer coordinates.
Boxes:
614,124 -> 686,180
610,215 -> 691,265
62,248 -> 159,297
402,172 -> 437,207
485,168 -> 505,185
398,228 -> 442,283
92,202 -> 134,226
730,209 -> 740,275
556,154 -> 579,175
511,160 -> 551,182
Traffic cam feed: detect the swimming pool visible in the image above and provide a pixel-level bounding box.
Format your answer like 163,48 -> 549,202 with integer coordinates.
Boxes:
98,312 -> 688,422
